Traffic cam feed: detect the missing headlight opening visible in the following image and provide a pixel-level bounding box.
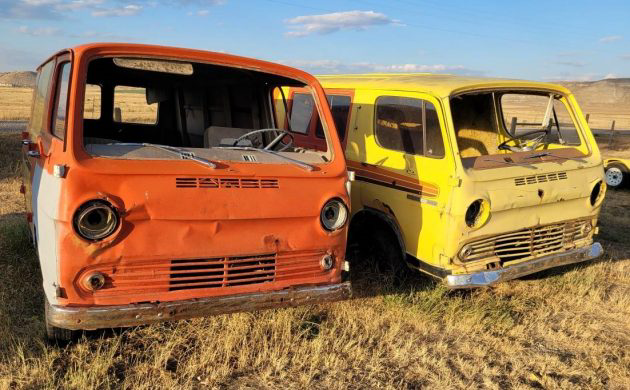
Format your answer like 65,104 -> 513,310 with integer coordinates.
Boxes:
465,200 -> 484,228
590,181 -> 604,206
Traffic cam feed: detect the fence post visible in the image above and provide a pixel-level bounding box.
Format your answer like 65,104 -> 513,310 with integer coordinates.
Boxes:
585,113 -> 590,123
608,120 -> 616,147
510,117 -> 517,134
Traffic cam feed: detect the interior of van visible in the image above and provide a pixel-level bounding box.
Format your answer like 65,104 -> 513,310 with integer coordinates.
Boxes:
82,57 -> 332,166
450,91 -> 583,160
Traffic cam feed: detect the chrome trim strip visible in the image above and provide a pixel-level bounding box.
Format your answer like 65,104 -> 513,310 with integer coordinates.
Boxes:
446,242 -> 602,288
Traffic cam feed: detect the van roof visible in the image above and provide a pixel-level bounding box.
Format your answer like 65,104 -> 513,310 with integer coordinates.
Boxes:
41,43 -> 319,87
316,73 -> 571,98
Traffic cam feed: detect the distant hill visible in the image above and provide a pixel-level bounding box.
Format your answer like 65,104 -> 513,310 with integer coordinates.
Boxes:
560,78 -> 630,105
0,71 -> 36,88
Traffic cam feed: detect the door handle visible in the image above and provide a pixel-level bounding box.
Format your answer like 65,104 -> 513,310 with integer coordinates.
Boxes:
22,140 -> 33,146
27,150 -> 41,158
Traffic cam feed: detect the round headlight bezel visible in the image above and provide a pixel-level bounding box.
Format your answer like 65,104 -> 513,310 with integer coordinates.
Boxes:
320,198 -> 348,232
73,200 -> 120,242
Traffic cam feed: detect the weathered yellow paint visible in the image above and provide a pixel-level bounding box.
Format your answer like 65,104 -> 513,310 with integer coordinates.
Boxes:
318,73 -> 605,277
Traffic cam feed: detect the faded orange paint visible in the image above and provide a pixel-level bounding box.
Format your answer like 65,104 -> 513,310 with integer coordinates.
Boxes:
24,44 -> 350,321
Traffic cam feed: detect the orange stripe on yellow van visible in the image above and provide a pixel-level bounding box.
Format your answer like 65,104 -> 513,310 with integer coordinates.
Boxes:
347,160 -> 439,198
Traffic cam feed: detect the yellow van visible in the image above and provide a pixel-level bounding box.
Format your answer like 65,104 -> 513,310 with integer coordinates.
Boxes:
277,74 -> 605,288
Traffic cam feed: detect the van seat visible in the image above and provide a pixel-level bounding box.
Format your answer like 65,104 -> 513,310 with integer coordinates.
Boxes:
204,126 -> 262,148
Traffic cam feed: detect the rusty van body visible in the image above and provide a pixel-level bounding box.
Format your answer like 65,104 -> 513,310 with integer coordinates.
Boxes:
21,43 -> 351,340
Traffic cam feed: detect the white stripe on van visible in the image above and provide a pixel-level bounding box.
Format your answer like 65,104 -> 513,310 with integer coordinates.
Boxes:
32,163 -> 62,305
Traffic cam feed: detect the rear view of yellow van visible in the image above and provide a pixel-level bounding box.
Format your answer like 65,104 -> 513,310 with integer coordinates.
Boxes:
280,74 -> 605,288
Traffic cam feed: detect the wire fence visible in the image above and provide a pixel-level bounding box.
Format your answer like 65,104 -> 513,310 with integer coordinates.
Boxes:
0,121 -> 27,133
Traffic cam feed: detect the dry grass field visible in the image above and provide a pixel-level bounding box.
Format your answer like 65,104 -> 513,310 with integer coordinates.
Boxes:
0,86 -> 156,123
0,86 -> 629,389
0,87 -> 33,121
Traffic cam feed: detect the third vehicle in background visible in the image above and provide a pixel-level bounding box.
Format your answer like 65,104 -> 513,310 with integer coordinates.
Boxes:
604,158 -> 629,189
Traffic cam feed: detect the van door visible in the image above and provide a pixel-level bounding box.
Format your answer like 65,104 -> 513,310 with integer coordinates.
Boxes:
23,53 -> 72,243
22,59 -> 55,230
348,90 -> 454,263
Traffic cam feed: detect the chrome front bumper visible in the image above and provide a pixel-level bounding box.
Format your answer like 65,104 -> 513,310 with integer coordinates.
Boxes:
446,242 -> 603,288
47,282 -> 352,331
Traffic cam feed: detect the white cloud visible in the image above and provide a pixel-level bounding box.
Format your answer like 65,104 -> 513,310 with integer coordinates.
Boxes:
16,25 -> 62,36
278,59 -> 478,75
599,35 -> 622,43
188,9 -> 209,16
285,10 -> 398,37
57,0 -> 104,11
2,0 -> 222,19
92,4 -> 142,17
554,60 -> 586,68
1,0 -> 112,19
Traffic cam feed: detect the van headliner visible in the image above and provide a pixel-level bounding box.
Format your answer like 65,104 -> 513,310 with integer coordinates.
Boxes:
316,73 -> 571,98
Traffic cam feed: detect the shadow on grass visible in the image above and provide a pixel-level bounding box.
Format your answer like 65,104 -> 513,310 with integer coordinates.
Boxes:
0,214 -> 45,351
344,242 -> 474,300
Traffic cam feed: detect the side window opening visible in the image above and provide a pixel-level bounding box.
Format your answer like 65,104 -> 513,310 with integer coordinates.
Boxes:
288,92 -> 314,134
83,84 -> 102,120
375,96 -> 444,158
29,60 -> 55,138
51,62 -> 71,140
316,94 -> 351,141
113,86 -> 158,124
425,102 -> 445,158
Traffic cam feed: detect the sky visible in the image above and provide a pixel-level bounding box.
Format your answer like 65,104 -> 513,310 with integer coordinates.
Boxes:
0,0 -> 628,81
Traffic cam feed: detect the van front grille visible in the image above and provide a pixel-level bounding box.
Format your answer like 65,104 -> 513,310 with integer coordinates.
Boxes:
79,250 -> 327,297
175,177 -> 279,189
514,172 -> 567,186
169,254 -> 276,290
459,219 -> 592,263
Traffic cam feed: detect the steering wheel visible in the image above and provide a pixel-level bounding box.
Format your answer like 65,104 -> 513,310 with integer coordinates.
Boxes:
498,128 -> 549,152
232,129 -> 294,152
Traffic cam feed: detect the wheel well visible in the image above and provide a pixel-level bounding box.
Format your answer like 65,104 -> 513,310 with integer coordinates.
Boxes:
607,160 -> 629,171
348,208 -> 406,260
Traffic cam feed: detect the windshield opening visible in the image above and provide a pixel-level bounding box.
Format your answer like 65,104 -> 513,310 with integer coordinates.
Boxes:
450,91 -> 584,162
82,57 -> 332,166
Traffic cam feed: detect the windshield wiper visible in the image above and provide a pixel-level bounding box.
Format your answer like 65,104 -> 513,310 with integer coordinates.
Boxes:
524,151 -> 586,163
482,158 -> 538,170
218,146 -> 314,171
112,143 -> 216,169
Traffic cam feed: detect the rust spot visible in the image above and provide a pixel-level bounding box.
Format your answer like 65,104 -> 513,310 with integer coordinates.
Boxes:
263,235 -> 289,251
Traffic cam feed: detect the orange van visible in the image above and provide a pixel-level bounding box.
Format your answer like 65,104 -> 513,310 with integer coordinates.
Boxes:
21,43 -> 351,341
